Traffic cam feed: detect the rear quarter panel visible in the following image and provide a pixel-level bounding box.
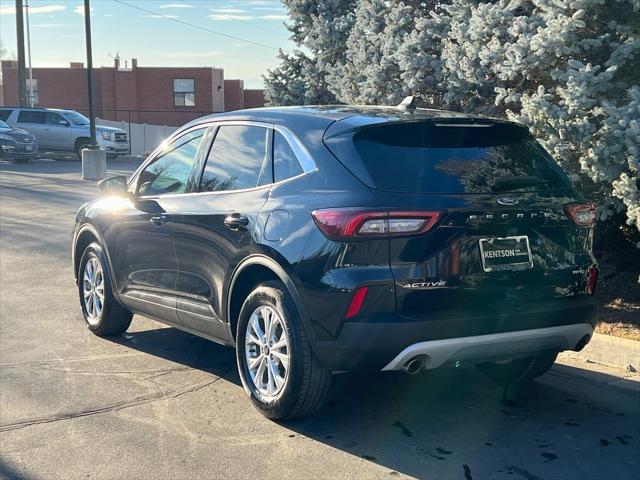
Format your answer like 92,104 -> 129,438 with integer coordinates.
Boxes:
269,141 -> 396,340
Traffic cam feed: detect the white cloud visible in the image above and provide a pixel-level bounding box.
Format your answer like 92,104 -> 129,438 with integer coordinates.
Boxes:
30,5 -> 67,14
73,5 -> 93,16
260,15 -> 287,20
159,3 -> 195,8
0,5 -> 66,15
210,8 -> 249,14
253,6 -> 285,11
209,14 -> 254,21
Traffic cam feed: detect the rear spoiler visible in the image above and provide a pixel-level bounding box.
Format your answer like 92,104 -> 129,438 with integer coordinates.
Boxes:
323,115 -> 527,140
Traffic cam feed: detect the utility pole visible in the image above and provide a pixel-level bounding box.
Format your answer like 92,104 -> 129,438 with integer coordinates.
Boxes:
80,0 -> 105,181
25,0 -> 34,107
15,0 -> 27,107
83,0 -> 97,148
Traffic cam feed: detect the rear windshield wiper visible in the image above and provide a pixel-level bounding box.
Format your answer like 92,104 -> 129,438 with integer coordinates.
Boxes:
491,176 -> 551,192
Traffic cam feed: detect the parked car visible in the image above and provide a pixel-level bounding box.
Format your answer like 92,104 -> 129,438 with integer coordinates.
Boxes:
0,107 -> 129,159
0,118 -> 38,163
71,100 -> 598,419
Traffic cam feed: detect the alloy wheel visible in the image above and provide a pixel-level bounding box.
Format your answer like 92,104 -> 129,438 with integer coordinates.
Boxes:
244,305 -> 290,398
82,257 -> 105,325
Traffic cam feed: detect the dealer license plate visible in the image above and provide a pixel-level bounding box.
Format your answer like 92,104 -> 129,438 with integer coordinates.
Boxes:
479,236 -> 533,272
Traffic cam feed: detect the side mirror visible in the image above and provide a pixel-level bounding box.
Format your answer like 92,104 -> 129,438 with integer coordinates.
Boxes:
59,120 -> 70,127
98,175 -> 128,196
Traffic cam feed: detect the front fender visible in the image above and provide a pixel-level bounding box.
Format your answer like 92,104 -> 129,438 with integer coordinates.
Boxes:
72,223 -> 125,308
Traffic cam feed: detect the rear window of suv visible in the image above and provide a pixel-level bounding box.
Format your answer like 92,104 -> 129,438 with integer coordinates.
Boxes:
325,121 -> 571,194
17,110 -> 46,124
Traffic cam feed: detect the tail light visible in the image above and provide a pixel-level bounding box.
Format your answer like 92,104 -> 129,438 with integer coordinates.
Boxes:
587,266 -> 598,295
311,208 -> 442,241
567,204 -> 596,227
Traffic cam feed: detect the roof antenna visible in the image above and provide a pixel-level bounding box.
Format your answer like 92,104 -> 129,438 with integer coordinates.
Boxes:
397,95 -> 416,110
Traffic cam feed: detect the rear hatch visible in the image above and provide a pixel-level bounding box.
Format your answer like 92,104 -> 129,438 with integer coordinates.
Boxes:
325,118 -> 596,324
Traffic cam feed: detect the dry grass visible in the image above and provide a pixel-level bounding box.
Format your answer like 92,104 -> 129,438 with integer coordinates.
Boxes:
596,263 -> 640,341
596,322 -> 640,341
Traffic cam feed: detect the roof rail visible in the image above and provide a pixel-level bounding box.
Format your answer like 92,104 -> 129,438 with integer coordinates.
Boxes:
397,96 -> 416,110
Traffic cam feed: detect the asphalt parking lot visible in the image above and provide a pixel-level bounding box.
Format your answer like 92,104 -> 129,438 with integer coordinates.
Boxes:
1,158 -> 639,480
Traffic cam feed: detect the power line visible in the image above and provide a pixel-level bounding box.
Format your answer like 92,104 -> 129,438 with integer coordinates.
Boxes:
112,0 -> 281,51
182,0 -> 290,38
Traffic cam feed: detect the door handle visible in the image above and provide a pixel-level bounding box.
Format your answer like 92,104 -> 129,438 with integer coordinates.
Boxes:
224,213 -> 249,230
149,213 -> 169,226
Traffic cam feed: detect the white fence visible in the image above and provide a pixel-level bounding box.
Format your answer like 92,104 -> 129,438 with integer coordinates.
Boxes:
96,118 -> 178,156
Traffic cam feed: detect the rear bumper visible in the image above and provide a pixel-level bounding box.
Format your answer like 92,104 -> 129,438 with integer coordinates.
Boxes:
382,323 -> 593,371
311,297 -> 598,371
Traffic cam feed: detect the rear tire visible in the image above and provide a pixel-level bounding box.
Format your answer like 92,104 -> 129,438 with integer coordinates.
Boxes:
236,281 -> 331,420
78,243 -> 132,336
476,352 -> 558,384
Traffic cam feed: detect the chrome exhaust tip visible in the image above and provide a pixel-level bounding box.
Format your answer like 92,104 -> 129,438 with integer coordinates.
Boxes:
402,356 -> 426,375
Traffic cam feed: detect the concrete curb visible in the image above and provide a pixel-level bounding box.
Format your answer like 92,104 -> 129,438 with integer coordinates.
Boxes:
564,333 -> 640,372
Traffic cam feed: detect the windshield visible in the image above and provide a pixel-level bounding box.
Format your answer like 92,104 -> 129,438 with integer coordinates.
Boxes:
326,121 -> 572,194
66,111 -> 90,126
0,119 -> 10,129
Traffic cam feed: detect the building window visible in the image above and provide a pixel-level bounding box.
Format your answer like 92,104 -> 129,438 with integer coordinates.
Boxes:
173,79 -> 195,107
26,78 -> 38,106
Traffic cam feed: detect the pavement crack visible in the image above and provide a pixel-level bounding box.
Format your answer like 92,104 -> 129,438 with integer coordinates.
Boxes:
0,365 -> 234,433
36,364 -> 194,377
0,352 -> 146,368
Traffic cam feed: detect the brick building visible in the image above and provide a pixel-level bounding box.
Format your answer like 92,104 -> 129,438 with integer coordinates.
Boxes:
223,79 -> 266,112
0,58 -> 266,126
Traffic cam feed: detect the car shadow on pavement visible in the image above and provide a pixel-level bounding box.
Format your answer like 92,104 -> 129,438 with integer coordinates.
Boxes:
112,325 -> 239,381
112,326 -> 639,480
0,459 -> 26,480
287,368 -> 639,479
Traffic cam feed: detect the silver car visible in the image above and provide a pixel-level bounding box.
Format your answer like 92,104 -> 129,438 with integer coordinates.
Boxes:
0,107 -> 129,158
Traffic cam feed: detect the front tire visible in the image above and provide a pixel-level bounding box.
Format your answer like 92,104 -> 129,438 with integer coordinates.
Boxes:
476,352 -> 558,384
78,243 -> 132,336
75,138 -> 91,158
236,281 -> 331,420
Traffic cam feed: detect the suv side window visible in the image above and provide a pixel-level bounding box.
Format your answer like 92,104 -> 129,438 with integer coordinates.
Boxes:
17,110 -> 46,124
46,112 -> 67,125
0,109 -> 12,122
274,131 -> 304,182
137,128 -> 206,196
199,125 -> 269,192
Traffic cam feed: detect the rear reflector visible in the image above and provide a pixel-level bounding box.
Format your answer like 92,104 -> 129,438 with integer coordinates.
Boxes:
345,286 -> 368,319
567,204 -> 596,227
311,208 -> 442,241
587,266 -> 598,295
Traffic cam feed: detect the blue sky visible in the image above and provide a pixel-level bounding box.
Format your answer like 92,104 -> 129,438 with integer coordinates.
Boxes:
0,0 -> 295,88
